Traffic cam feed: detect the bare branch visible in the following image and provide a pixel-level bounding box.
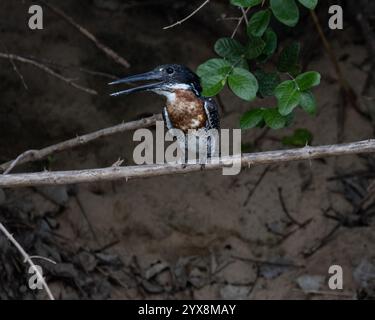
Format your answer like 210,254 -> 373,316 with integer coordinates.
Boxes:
163,0 -> 210,30
2,150 -> 38,175
231,7 -> 250,38
0,139 -> 374,188
0,53 -> 97,95
0,41 -> 29,90
24,55 -> 119,80
41,0 -> 130,69
240,7 -> 249,26
0,114 -> 162,173
0,223 -> 55,300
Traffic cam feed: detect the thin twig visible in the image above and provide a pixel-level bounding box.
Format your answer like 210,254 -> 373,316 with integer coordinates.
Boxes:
74,194 -> 100,246
41,0 -> 130,69
232,255 -> 304,269
231,7 -> 250,38
1,139 -> 375,188
303,222 -> 341,258
240,7 -> 249,26
0,53 -> 97,95
163,0 -> 210,30
0,114 -> 162,173
0,41 -> 28,90
310,10 -> 369,120
278,187 -> 303,226
0,222 -> 55,300
243,166 -> 270,206
25,55 -> 119,80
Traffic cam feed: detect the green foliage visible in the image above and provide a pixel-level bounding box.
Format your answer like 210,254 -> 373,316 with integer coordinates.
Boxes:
270,0 -> 299,27
277,42 -> 301,75
230,0 -> 262,8
214,38 -> 244,58
298,0 -> 318,10
197,59 -> 231,96
282,128 -> 313,147
262,28 -> 278,57
254,70 -> 280,97
295,71 -> 321,91
240,108 -> 264,129
245,36 -> 266,59
275,80 -> 301,115
240,107 -> 292,130
299,91 -> 316,115
228,68 -> 259,101
198,0 -> 321,132
263,108 -> 288,129
247,9 -> 271,37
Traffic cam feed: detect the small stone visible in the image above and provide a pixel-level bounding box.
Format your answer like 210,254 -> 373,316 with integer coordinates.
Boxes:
296,275 -> 325,293
145,261 -> 169,280
220,284 -> 251,300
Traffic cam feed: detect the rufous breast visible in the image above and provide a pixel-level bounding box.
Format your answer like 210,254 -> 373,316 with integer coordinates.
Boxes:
166,89 -> 207,132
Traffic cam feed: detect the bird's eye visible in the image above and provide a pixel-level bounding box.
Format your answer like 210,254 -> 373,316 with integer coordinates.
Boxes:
166,67 -> 175,75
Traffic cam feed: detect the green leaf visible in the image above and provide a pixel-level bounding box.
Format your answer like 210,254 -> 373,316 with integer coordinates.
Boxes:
298,0 -> 318,10
299,91 -> 317,115
270,0 -> 300,27
247,9 -> 271,37
282,128 -> 313,147
214,38 -> 245,58
228,67 -> 259,101
263,108 -> 287,129
275,80 -> 301,115
197,58 -> 231,77
197,59 -> 232,97
245,36 -> 266,59
201,75 -> 226,97
289,64 -> 302,78
262,28 -> 278,56
225,56 -> 249,70
240,108 -> 264,129
277,41 -> 301,74
295,71 -> 321,91
254,70 -> 281,97
230,0 -> 262,7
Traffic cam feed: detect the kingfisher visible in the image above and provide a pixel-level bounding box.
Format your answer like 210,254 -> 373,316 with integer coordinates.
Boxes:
109,64 -> 220,160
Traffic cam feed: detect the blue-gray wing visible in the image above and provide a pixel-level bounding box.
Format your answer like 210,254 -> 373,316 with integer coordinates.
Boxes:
204,98 -> 220,130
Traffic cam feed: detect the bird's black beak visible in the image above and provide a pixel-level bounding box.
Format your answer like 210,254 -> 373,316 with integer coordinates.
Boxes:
108,70 -> 165,97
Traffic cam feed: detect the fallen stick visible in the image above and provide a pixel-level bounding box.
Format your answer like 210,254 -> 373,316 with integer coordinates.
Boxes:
0,139 -> 374,188
0,223 -> 55,300
0,114 -> 162,173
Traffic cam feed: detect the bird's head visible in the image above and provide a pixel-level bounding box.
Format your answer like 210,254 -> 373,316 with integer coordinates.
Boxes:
109,64 -> 202,99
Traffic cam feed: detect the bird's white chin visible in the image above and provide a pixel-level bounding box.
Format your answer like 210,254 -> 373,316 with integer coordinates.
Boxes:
153,89 -> 176,103
153,83 -> 191,103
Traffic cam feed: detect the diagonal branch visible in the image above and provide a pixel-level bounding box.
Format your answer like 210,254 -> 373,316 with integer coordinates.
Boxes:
0,53 -> 97,95
0,139 -> 374,188
41,0 -> 130,69
310,10 -> 369,121
231,7 -> 250,38
0,114 -> 162,173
